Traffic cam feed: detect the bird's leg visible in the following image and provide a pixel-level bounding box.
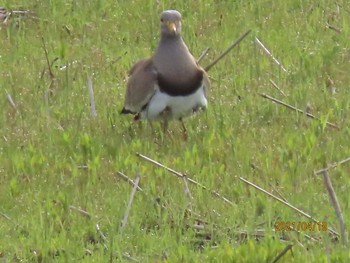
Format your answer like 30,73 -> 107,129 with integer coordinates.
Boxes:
180,118 -> 188,141
147,120 -> 156,139
136,119 -> 143,131
126,117 -> 140,137
160,107 -> 174,141
127,113 -> 142,132
159,107 -> 170,133
162,118 -> 169,134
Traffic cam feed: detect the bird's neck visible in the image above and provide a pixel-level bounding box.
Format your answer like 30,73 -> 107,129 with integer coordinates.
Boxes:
154,36 -> 197,75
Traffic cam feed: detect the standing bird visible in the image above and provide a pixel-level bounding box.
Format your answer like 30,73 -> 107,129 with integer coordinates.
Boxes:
121,10 -> 209,134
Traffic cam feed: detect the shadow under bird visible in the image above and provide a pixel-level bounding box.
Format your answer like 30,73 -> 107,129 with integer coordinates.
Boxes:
121,10 -> 210,133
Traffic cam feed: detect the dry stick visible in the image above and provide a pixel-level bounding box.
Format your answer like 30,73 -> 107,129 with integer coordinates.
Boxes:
117,171 -> 143,192
3,11 -> 10,24
255,37 -> 287,73
239,177 -> 339,237
322,170 -> 347,245
336,1 -> 350,13
272,244 -> 294,263
120,175 -> 141,232
197,47 -> 210,63
96,223 -> 108,250
0,211 -> 11,221
204,29 -> 251,72
122,253 -> 139,262
269,79 -> 287,97
86,76 -> 97,117
314,156 -> 350,175
12,10 -> 31,15
136,152 -> 233,205
5,89 -> 17,110
69,205 -> 92,219
326,22 -> 341,33
260,93 -> 339,129
41,37 -> 55,79
96,223 -> 108,242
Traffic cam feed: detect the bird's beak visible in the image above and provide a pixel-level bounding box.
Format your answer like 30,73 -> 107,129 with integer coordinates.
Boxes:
167,22 -> 177,33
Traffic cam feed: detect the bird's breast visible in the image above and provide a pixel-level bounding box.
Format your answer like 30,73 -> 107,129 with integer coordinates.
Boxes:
157,69 -> 203,96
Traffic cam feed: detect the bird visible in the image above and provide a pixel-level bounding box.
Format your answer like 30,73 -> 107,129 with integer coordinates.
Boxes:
121,10 -> 209,135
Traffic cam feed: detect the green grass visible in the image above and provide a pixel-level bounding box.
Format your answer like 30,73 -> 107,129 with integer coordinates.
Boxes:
1,0 -> 350,262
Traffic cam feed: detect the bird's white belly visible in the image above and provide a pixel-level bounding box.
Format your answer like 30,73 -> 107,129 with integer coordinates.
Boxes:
142,84 -> 207,120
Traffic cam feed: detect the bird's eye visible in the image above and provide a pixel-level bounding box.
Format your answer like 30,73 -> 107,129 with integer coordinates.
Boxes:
160,18 -> 164,22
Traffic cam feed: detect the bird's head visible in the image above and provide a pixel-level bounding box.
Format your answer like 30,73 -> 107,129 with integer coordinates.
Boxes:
160,10 -> 182,37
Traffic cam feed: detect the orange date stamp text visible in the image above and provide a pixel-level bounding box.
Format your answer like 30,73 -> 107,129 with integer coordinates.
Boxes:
274,221 -> 327,232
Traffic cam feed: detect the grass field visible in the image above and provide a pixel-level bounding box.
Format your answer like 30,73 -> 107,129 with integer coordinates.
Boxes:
1,0 -> 350,262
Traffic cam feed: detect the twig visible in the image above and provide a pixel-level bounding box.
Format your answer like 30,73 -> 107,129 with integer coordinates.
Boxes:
96,223 -> 108,249
325,22 -> 341,33
335,2 -> 350,13
212,209 -> 221,217
272,244 -> 294,263
255,37 -> 287,72
239,177 -> 339,237
96,223 -> 108,242
5,89 -> 17,110
322,170 -> 347,245
204,29 -> 251,72
11,10 -> 31,15
314,156 -> 350,175
86,76 -> 97,118
41,37 -> 55,79
259,93 -> 339,129
136,152 -> 233,205
120,175 -> 141,232
269,79 -> 286,97
69,205 -> 92,219
0,211 -> 11,221
122,252 -> 139,262
117,171 -> 143,192
197,47 -> 210,63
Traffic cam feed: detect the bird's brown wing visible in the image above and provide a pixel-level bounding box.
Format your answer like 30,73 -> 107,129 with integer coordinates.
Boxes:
122,58 -> 158,114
